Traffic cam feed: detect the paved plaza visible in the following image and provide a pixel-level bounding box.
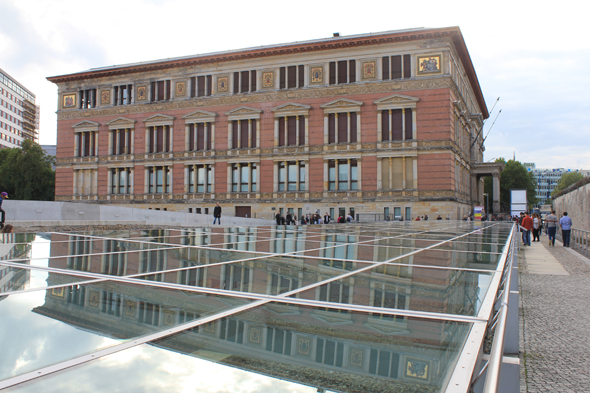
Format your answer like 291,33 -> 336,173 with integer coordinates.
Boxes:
519,236 -> 590,392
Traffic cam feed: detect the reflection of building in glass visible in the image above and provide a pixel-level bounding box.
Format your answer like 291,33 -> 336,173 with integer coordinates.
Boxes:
39,227 -> 494,391
0,233 -> 35,293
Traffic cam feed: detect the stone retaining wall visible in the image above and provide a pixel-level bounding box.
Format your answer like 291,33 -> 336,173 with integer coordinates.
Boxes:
553,182 -> 590,232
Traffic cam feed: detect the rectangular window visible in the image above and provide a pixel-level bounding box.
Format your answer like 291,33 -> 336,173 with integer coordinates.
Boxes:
318,281 -> 350,312
113,84 -> 132,106
266,327 -> 293,355
148,126 -> 171,153
369,349 -> 400,378
148,166 -> 170,194
278,116 -> 306,146
382,54 -> 412,80
110,168 -> 131,194
76,131 -> 96,157
381,109 -> 412,141
329,60 -> 356,85
190,75 -> 213,98
150,80 -> 170,102
233,70 -> 257,93
328,112 -> 357,144
279,65 -> 305,89
231,163 -> 257,193
315,338 -> 345,367
328,159 -> 357,191
79,89 -> 96,109
110,129 -> 132,155
188,165 -> 212,193
101,291 -> 122,317
231,119 -> 257,149
187,123 -> 212,151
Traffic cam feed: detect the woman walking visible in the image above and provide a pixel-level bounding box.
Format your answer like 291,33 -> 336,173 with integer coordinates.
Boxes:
532,213 -> 541,242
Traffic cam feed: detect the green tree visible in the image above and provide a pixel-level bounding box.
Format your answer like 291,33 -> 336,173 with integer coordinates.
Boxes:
0,140 -> 55,200
484,158 -> 537,212
551,172 -> 584,197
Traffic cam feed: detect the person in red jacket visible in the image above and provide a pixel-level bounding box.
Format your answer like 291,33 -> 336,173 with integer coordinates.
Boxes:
521,212 -> 533,246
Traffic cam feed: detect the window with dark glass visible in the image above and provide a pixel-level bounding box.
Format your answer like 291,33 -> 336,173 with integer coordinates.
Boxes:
231,163 -> 257,192
110,128 -> 132,155
148,166 -> 170,194
328,159 -> 357,191
187,123 -> 212,151
381,108 -> 413,141
150,80 -> 171,102
382,54 -> 411,80
110,168 -> 131,194
148,125 -> 171,153
79,88 -> 96,109
189,75 -> 213,97
188,164 -> 212,193
231,119 -> 257,148
233,70 -> 257,93
278,115 -> 305,146
327,112 -> 357,144
113,84 -> 132,105
279,65 -> 305,89
329,60 -> 356,85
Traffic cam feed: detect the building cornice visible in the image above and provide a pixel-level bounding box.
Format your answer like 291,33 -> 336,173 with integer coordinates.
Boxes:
47,27 -> 487,118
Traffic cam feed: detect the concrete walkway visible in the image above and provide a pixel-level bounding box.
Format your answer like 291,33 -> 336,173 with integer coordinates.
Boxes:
519,236 -> 590,392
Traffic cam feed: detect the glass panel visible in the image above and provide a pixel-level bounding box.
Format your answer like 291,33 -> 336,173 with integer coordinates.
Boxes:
338,162 -> 348,190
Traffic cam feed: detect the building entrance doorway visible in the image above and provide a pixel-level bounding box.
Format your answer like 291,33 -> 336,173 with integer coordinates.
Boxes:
235,206 -> 251,218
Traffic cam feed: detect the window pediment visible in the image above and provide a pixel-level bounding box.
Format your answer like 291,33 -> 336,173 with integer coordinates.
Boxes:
320,98 -> 363,114
182,109 -> 217,124
225,106 -> 262,121
374,94 -> 419,110
106,117 -> 136,130
143,113 -> 175,127
71,120 -> 100,132
271,102 -> 311,117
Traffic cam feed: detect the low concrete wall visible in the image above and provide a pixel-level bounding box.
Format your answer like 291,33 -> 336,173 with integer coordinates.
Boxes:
553,182 -> 590,232
3,200 -> 274,228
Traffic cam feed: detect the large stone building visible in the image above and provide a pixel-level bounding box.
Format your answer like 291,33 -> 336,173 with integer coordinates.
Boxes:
48,26 -> 494,220
0,67 -> 40,148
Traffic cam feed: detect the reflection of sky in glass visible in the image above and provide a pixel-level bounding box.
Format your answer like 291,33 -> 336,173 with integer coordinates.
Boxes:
5,344 -> 320,393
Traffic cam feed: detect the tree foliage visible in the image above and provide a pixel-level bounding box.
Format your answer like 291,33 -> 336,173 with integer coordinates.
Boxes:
0,140 -> 55,200
484,158 -> 538,212
551,172 -> 584,197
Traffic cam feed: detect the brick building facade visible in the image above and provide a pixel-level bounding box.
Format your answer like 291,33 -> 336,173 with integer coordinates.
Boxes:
48,27 -> 489,220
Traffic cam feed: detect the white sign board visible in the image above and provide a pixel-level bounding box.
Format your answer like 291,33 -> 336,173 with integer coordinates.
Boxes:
510,189 -> 527,217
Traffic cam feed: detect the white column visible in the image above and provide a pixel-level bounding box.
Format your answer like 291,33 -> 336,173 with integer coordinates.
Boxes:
356,111 -> 361,143
304,116 -> 309,146
185,125 -> 190,151
73,169 -> 78,195
237,120 -> 242,148
227,163 -> 232,192
283,160 -> 288,192
305,161 -> 309,191
129,168 -> 134,194
274,118 -> 279,147
144,168 -> 149,193
169,126 -> 174,152
323,161 -> 328,191
211,123 -> 216,150
131,129 -> 135,154
324,115 -> 329,144
402,108 -> 406,141
389,110 -> 393,141
145,127 -> 150,153
204,123 -> 209,150
81,133 -> 86,157
274,162 -> 278,192
347,158 -> 351,190
347,113 -> 351,143
248,162 -> 252,192
228,121 -> 233,149
93,169 -> 98,195
256,118 -> 260,148
377,111 -> 382,142
402,157 -> 406,189
377,159 -> 382,190
75,133 -> 79,157
115,130 -> 120,155
357,159 -> 362,190
296,115 -> 300,146
335,114 -> 339,144
248,119 -> 252,148
412,108 -> 417,140
389,157 -> 393,189
210,164 -> 215,193
184,166 -> 189,193
413,157 -> 418,189
295,160 -> 300,191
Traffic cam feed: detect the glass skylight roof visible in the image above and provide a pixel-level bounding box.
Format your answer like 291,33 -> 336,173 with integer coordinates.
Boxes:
0,221 -> 513,392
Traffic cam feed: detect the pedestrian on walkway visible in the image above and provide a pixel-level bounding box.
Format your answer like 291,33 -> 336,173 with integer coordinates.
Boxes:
522,212 -> 533,246
545,210 -> 558,246
213,202 -> 222,225
559,212 -> 573,247
532,213 -> 541,242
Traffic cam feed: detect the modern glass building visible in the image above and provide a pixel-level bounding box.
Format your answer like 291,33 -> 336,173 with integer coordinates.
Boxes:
0,67 -> 39,148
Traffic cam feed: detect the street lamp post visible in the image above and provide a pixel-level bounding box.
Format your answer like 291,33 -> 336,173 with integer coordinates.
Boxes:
483,193 -> 489,218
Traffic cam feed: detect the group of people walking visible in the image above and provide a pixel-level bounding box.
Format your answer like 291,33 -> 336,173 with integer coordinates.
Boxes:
275,212 -> 353,226
518,210 -> 573,247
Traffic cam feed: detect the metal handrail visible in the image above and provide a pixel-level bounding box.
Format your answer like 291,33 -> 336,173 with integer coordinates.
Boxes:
555,227 -> 590,258
481,223 -> 516,393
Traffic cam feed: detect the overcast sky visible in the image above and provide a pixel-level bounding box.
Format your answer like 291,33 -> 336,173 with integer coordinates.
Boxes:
1,0 -> 588,169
